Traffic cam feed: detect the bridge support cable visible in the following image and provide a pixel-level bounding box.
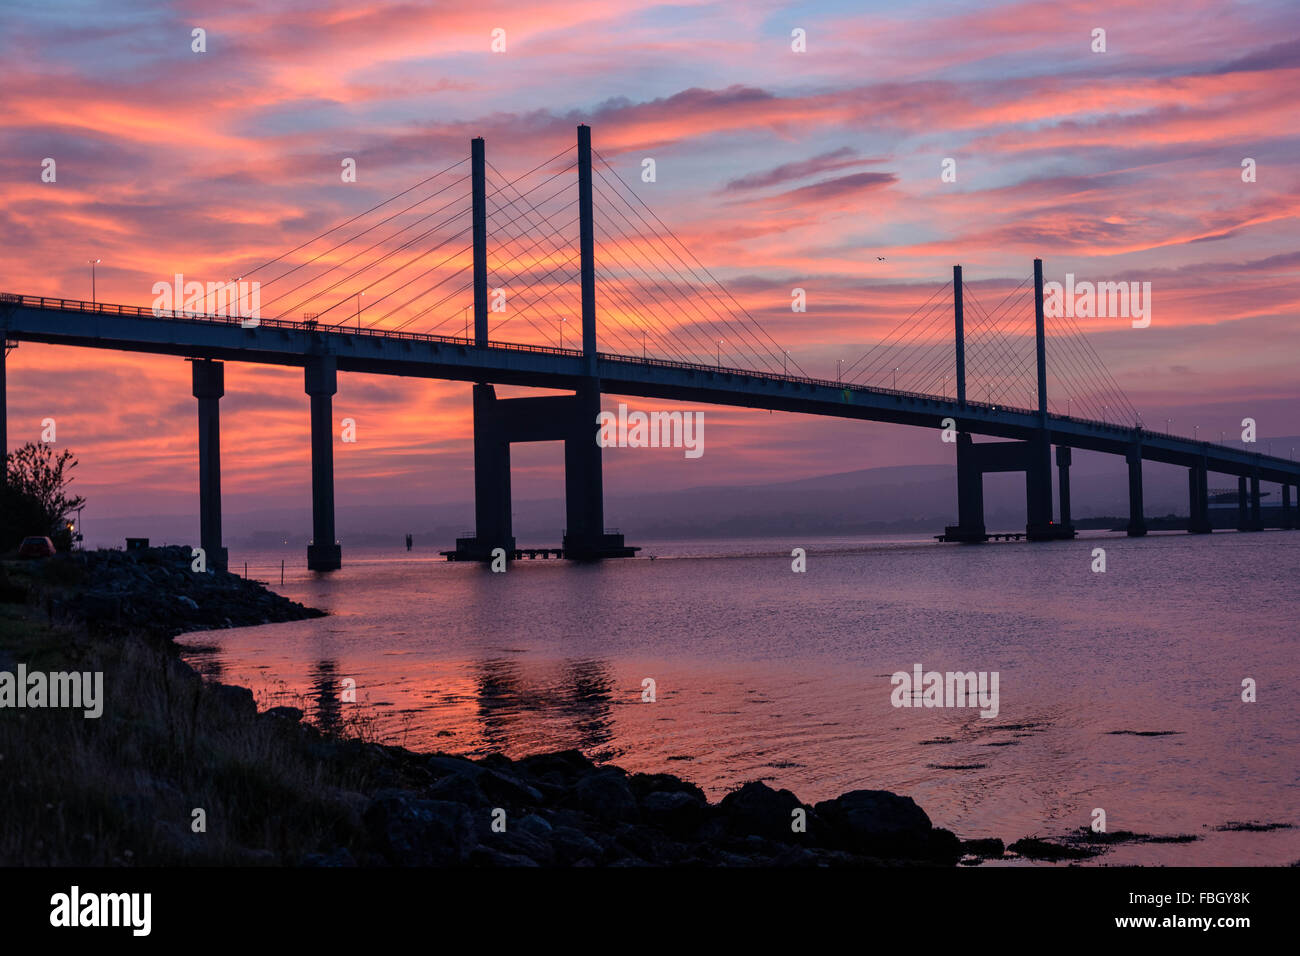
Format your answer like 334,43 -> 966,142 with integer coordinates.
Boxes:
251,172 -> 472,317
589,175 -> 781,372
840,280 -> 950,385
395,156 -> 578,337
591,147 -> 800,375
589,182 -> 753,366
227,157 -> 469,314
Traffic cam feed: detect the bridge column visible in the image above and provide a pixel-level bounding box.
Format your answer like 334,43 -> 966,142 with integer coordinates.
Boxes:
191,359 -> 228,570
467,384 -> 514,560
1249,474 -> 1262,531
305,356 -> 342,570
562,382 -> 608,559
1025,433 -> 1055,540
1126,446 -> 1146,536
944,433 -> 986,542
1188,462 -> 1211,534
1282,484 -> 1294,530
1236,476 -> 1249,531
1055,445 -> 1076,536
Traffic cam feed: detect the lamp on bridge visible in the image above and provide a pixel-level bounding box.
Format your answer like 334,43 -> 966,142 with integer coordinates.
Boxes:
355,291 -> 365,330
87,258 -> 101,305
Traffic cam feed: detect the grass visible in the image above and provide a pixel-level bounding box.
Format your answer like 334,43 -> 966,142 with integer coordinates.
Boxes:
0,559 -> 386,866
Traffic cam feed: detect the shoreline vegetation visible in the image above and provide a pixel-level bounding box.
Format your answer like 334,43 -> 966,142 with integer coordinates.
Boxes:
1,546 -> 1197,867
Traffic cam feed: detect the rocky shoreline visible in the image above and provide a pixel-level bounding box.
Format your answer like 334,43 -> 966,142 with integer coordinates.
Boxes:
5,545 -> 1150,866
36,545 -> 326,638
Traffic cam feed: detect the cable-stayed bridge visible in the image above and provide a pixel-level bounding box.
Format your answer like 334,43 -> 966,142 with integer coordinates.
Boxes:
2,126 -> 1297,569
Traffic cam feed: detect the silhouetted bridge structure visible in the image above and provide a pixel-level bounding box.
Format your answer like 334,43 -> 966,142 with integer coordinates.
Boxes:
3,126 -> 1297,569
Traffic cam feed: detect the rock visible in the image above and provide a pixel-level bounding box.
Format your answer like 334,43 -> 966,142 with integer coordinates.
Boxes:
428,772 -> 488,807
428,754 -> 484,780
813,790 -> 964,862
264,706 -> 303,722
517,749 -> 598,785
628,772 -> 707,803
962,837 -> 1005,858
517,814 -> 554,839
641,789 -> 707,834
363,790 -> 475,866
570,771 -> 638,823
552,825 -> 606,865
814,789 -> 928,845
478,768 -> 544,806
719,781 -> 804,842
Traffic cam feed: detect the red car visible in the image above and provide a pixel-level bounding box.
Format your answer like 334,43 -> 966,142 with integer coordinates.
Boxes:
18,536 -> 57,559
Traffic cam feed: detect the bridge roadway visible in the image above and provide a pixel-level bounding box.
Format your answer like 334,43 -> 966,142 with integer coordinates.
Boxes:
4,293 -> 1296,484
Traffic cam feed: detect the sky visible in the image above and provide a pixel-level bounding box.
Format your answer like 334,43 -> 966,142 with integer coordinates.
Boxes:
1,0 -> 1297,534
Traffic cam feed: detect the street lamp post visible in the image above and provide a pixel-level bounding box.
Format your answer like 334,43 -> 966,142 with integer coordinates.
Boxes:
355,291 -> 365,329
717,339 -> 724,366
892,367 -> 899,390
88,258 -> 101,305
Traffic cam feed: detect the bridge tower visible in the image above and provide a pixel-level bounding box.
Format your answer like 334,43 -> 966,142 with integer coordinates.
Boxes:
945,260 -> 1073,542
449,127 -> 636,562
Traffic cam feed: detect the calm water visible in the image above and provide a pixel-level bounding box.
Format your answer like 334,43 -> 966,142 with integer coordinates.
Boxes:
179,531 -> 1300,865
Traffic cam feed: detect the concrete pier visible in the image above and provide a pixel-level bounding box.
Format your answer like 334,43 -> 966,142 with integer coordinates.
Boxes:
191,359 -> 228,570
1055,444 -> 1076,537
1126,446 -> 1146,536
1249,474 -> 1262,531
305,355 -> 342,570
1188,462 -> 1211,534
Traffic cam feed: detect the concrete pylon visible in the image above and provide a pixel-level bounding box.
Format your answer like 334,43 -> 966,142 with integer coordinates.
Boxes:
1126,446 -> 1147,536
305,355 -> 342,570
191,358 -> 228,570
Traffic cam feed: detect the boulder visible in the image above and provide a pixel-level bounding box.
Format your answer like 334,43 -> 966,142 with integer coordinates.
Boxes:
719,781 -> 805,842
363,790 -> 475,866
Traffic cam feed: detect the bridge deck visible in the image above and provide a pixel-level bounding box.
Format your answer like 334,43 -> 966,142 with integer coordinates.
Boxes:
3,292 -> 1297,483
